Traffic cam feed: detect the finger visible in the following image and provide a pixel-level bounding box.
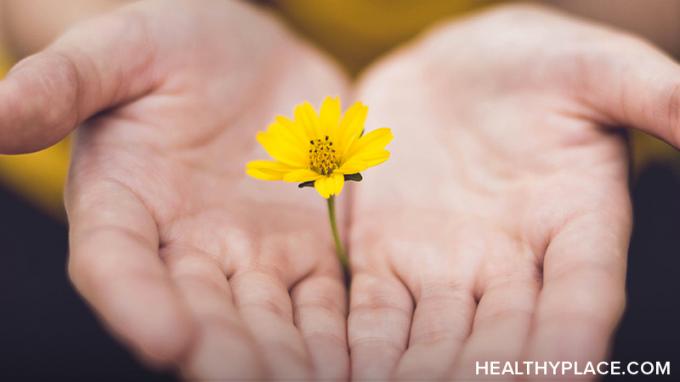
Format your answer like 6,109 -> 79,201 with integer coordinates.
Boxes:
452,253 -> 540,381
162,249 -> 264,380
66,179 -> 193,367
348,272 -> 413,381
291,264 -> 349,381
576,34 -> 680,148
523,210 -> 630,380
231,270 -> 313,380
0,8 -> 156,154
394,281 -> 476,381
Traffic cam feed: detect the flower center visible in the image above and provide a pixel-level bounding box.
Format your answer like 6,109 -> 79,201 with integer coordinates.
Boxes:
309,136 -> 338,175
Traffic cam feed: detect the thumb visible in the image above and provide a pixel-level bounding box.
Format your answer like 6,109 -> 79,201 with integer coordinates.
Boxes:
578,35 -> 680,148
0,9 -> 156,154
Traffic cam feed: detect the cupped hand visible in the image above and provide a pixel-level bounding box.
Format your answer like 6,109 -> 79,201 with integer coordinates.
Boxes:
347,4 -> 680,380
1,0 -> 349,379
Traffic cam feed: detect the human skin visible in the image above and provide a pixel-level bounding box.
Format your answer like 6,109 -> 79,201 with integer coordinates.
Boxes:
0,0 -> 350,379
0,0 -> 131,56
2,1 -> 680,381
347,4 -> 680,381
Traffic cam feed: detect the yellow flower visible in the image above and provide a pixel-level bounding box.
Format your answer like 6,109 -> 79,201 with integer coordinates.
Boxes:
246,97 -> 393,198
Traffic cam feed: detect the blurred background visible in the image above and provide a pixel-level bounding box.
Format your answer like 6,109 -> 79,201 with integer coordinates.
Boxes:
0,0 -> 679,380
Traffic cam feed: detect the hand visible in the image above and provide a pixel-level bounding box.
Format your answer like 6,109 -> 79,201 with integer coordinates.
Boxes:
0,0 -> 349,379
347,4 -> 680,380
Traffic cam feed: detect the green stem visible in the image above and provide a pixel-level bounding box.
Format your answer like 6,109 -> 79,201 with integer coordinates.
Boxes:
326,195 -> 349,273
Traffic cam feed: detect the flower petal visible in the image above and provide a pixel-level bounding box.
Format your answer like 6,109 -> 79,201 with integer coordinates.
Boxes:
245,160 -> 294,181
256,129 -> 308,167
273,115 -> 309,147
330,172 -> 345,196
344,127 -> 393,161
294,101 -> 322,139
335,101 -> 368,157
337,150 -> 390,174
314,173 -> 345,199
314,177 -> 331,199
319,96 -> 341,139
283,168 -> 322,183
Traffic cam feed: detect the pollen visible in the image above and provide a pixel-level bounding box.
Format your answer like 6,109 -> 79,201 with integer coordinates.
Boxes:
309,136 -> 338,175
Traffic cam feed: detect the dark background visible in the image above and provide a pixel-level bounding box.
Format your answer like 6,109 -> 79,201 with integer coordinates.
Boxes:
0,161 -> 678,381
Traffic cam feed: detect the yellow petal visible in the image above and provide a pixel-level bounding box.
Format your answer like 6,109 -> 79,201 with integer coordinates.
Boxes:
337,150 -> 390,174
245,160 -> 294,181
273,115 -> 309,147
294,101 -> 322,139
313,177 -> 331,199
335,101 -> 368,157
329,172 -> 345,196
283,168 -> 322,183
256,130 -> 308,167
344,127 -> 393,161
314,173 -> 345,199
319,96 -> 341,139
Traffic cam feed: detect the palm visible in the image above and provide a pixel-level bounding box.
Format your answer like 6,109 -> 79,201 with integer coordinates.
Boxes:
6,2 -> 679,381
65,1 -> 348,379
348,6 -> 635,380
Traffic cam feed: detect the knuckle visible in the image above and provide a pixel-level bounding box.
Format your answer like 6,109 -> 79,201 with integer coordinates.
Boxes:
351,273 -> 412,308
231,271 -> 292,319
293,276 -> 345,316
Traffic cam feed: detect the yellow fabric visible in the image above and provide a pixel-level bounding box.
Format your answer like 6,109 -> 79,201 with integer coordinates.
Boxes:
0,0 -> 676,217
0,141 -> 69,219
273,0 -> 490,75
631,131 -> 679,174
